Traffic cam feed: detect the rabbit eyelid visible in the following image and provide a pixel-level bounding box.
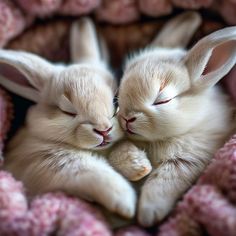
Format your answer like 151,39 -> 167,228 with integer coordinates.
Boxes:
153,86 -> 178,106
153,98 -> 172,106
58,95 -> 77,116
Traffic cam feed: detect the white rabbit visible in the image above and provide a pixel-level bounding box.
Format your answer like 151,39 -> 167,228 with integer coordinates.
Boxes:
109,11 -> 203,182
117,15 -> 236,226
0,18 -> 139,219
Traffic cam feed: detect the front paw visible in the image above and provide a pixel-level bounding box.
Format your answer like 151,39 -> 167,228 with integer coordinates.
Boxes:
138,189 -> 173,227
125,150 -> 152,181
105,180 -> 137,218
109,143 -> 152,181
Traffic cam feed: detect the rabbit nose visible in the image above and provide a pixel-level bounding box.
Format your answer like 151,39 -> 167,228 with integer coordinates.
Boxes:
127,117 -> 136,123
93,127 -> 113,137
122,116 -> 136,123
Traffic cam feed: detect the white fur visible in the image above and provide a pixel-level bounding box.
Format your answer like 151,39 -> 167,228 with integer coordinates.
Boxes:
0,18 -> 138,218
117,19 -> 236,226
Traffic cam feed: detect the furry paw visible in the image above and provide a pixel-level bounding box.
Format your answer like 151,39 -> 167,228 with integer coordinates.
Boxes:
109,142 -> 152,181
138,199 -> 163,227
83,170 -> 137,218
105,179 -> 137,218
124,151 -> 152,181
138,187 -> 173,226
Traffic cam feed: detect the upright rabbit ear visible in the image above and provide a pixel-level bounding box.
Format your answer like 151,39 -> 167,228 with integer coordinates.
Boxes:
0,49 -> 56,102
151,11 -> 202,48
70,18 -> 101,63
183,27 -> 236,91
98,32 -> 110,63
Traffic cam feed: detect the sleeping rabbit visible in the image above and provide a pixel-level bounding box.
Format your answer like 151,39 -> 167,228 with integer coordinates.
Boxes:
0,18 -> 140,219
109,11 -> 202,181
116,16 -> 236,226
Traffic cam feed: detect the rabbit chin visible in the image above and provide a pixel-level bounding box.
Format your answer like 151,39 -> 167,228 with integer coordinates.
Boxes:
125,130 -> 160,142
119,119 -> 157,141
88,138 -> 121,150
78,129 -> 124,151
68,136 -> 115,151
126,132 -> 149,141
122,122 -> 176,142
93,141 -> 114,150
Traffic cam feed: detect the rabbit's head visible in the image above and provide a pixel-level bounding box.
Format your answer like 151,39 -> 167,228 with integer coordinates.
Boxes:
118,19 -> 236,141
0,18 -> 122,150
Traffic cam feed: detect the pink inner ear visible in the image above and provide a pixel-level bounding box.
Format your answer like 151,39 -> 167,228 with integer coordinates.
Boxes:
202,41 -> 235,76
0,63 -> 33,88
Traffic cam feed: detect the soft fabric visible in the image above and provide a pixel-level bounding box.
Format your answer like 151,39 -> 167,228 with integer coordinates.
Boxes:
115,226 -> 151,236
0,0 -> 29,47
1,0 -> 236,47
139,0 -> 173,17
0,171 -> 112,236
95,0 -> 140,24
16,0 -> 101,17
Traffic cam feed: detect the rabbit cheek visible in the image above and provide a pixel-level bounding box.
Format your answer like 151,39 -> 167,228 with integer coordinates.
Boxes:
118,116 -> 127,131
128,115 -> 155,141
109,119 -> 124,142
75,126 -> 102,149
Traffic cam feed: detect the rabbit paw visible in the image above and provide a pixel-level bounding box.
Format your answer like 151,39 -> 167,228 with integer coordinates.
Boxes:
124,150 -> 152,181
138,185 -> 173,226
104,179 -> 137,218
84,169 -> 137,218
109,142 -> 152,181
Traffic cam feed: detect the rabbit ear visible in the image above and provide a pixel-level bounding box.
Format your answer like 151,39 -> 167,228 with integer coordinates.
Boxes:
98,33 -> 110,63
183,27 -> 236,90
151,11 -> 202,48
70,18 -> 101,63
0,49 -> 56,102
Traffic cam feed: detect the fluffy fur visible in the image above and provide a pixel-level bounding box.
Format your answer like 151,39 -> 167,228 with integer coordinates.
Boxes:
116,14 -> 236,226
109,12 -> 202,182
0,18 -> 139,219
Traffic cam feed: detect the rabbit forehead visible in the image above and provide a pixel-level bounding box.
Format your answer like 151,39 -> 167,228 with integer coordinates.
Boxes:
53,65 -> 111,94
60,64 -> 111,82
120,60 -> 190,107
51,65 -> 114,115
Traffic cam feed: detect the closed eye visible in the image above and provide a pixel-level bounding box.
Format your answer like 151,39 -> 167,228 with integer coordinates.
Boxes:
153,98 -> 172,105
59,95 -> 77,117
61,110 -> 77,117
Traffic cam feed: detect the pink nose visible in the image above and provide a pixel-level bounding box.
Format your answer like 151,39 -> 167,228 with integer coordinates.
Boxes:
93,127 -> 112,137
122,116 -> 136,123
